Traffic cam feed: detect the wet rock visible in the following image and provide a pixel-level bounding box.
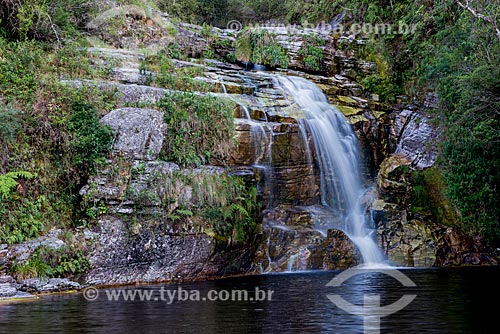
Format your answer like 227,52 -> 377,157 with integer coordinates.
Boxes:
255,207 -> 358,272
317,229 -> 359,270
18,278 -> 81,293
377,215 -> 498,267
101,108 -> 166,160
374,158 -> 498,267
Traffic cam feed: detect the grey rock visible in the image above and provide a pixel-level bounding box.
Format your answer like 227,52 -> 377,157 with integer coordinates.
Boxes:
85,217 -> 252,285
112,67 -> 154,85
0,283 -> 17,297
395,110 -> 439,169
101,108 -> 166,160
18,278 -> 81,293
87,47 -> 146,69
254,206 -> 359,272
3,229 -> 65,263
61,79 -> 171,104
0,275 -> 14,284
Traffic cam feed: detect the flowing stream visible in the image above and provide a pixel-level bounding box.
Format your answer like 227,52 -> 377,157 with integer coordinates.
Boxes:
275,76 -> 385,265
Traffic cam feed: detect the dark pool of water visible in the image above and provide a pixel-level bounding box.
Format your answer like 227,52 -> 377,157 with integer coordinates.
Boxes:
1,267 -> 499,333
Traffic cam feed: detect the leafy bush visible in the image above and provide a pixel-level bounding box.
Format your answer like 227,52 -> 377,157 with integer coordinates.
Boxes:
0,171 -> 34,200
0,0 -> 89,41
10,245 -> 90,279
67,103 -> 114,176
158,92 -> 236,167
235,29 -> 289,68
0,38 -> 42,103
193,174 -> 259,242
361,74 -> 402,103
0,108 -> 22,144
142,50 -> 210,91
298,34 -> 326,71
0,196 -> 46,244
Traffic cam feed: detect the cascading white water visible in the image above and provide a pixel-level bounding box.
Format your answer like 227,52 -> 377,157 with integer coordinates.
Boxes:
275,76 -> 385,265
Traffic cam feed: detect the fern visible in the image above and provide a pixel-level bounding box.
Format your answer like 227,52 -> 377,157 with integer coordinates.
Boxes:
0,171 -> 35,200
176,209 -> 194,217
230,203 -> 249,218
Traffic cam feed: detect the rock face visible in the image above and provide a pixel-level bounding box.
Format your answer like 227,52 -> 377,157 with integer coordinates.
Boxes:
391,104 -> 440,170
101,108 -> 166,160
254,207 -> 359,272
373,154 -> 498,266
85,217 -> 256,285
76,36 -> 496,279
0,229 -> 66,265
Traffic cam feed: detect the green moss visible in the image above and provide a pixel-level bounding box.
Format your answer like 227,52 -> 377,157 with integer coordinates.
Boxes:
410,167 -> 459,227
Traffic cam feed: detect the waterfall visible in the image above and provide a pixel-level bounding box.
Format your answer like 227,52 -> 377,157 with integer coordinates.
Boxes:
237,104 -> 277,208
275,76 -> 385,265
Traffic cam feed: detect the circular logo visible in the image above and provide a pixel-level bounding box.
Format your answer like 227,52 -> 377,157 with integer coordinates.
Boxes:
83,287 -> 100,301
226,20 -> 243,31
326,265 -> 417,333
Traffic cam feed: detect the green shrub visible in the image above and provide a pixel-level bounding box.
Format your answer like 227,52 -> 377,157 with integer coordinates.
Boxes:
235,29 -> 289,68
0,107 -> 22,144
0,171 -> 35,200
67,103 -> 114,176
10,245 -> 90,279
0,0 -> 89,41
142,50 -> 210,91
0,195 -> 46,244
298,34 -> 326,71
158,92 -> 236,167
0,38 -> 42,103
361,74 -> 402,103
193,174 -> 259,242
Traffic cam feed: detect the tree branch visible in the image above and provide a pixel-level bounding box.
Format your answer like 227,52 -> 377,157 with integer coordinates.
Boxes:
456,0 -> 500,41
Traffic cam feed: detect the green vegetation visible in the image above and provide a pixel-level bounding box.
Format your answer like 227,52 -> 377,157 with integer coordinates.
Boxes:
298,34 -> 326,72
235,29 -> 289,68
193,173 -> 259,242
67,103 -> 114,177
0,0 -> 89,41
126,169 -> 260,243
158,92 -> 236,167
141,49 -> 211,92
410,167 -> 460,227
11,245 -> 90,279
0,34 -> 119,245
0,171 -> 34,200
0,0 -> 498,259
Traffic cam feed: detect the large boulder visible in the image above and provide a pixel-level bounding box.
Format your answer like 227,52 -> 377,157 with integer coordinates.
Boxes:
85,217 -> 257,285
101,108 -> 166,160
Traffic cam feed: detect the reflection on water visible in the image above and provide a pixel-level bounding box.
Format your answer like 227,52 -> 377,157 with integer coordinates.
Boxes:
1,267 -> 499,334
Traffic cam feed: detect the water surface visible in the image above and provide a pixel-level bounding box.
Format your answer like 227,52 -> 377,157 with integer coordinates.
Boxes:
1,267 -> 499,333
